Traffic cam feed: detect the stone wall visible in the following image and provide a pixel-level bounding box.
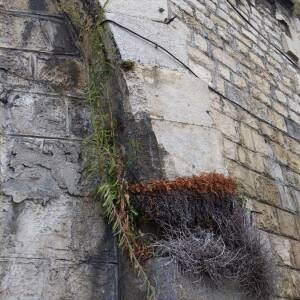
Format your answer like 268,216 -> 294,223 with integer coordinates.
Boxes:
100,0 -> 300,298
0,1 -> 118,299
0,0 -> 299,299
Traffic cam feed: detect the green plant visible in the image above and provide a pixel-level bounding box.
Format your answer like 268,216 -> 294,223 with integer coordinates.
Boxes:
59,1 -> 156,299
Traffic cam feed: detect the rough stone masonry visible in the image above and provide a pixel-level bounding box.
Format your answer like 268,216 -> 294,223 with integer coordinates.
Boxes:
0,0 -> 300,299
0,0 -> 118,299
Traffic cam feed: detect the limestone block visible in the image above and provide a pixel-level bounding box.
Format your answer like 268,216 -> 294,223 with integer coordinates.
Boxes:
4,92 -> 67,137
237,147 -> 265,173
240,123 -> 255,150
289,95 -> 300,114
250,52 -> 265,68
68,99 -> 92,138
0,48 -> 34,80
1,137 -> 84,203
224,138 -> 238,160
188,46 -> 214,70
286,118 -> 300,141
3,92 -> 90,138
226,160 -> 257,198
291,241 -> 300,269
99,0 -> 168,21
213,48 -> 236,71
282,168 -> 300,191
277,184 -> 298,213
0,257 -> 118,300
269,235 -> 293,267
225,81 -> 249,108
168,0 -> 195,16
275,90 -> 287,104
289,188 -> 300,213
0,53 -> 86,95
151,120 -> 226,179
252,130 -> 269,155
188,59 -> 213,83
194,33 -> 208,52
269,110 -> 287,132
127,67 -> 212,126
0,0 -> 57,13
36,56 -> 87,93
274,100 -> 289,116
213,111 -> 239,142
288,150 -> 300,173
252,201 -> 280,234
0,14 -> 77,54
232,74 -> 247,89
0,195 -> 116,262
277,209 -> 299,239
105,12 -> 189,70
254,175 -> 281,206
275,267 -> 300,299
251,88 -> 271,106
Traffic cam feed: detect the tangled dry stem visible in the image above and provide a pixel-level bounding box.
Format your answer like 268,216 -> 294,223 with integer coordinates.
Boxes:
129,174 -> 275,299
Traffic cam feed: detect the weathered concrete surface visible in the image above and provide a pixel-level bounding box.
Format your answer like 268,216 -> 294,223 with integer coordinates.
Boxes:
119,66 -> 226,179
0,1 -> 118,299
105,12 -> 189,70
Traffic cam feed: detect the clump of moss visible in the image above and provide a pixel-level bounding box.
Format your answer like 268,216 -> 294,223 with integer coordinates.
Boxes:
129,173 -> 275,299
121,60 -> 135,71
